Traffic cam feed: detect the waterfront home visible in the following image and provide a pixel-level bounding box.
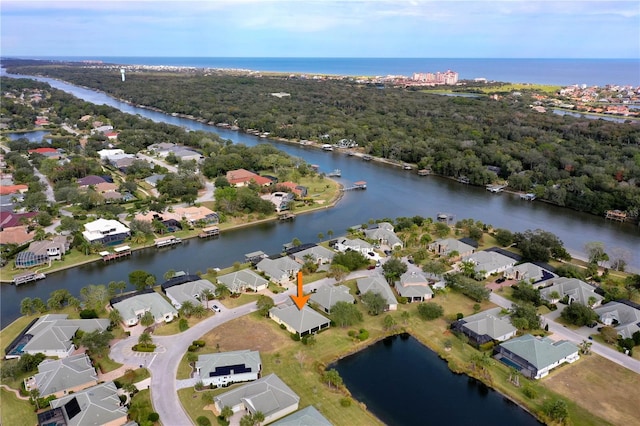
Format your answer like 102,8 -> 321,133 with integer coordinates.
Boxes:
174,206 -> 219,226
462,250 -> 516,279
395,271 -> 434,302
226,168 -> 272,187
76,175 -> 109,188
217,269 -> 269,293
172,148 -> 204,162
256,256 -> 302,285
81,218 -> 130,246
310,285 -> 355,313
147,142 -> 176,156
261,191 -> 295,212
429,238 -> 476,261
41,381 -> 127,426
538,277 -> 604,307
196,350 -> 261,387
289,245 -> 336,265
244,250 -> 268,264
111,291 -> 178,326
163,278 -> 217,309
594,301 -> 640,339
495,334 -> 579,379
451,307 -> 517,347
213,374 -> 299,424
15,236 -> 70,268
269,303 -> 331,336
11,314 -> 110,359
334,237 -> 374,256
271,405 -> 332,426
356,275 -> 398,311
0,225 -> 33,247
504,262 -> 557,284
276,181 -> 308,197
364,223 -> 403,250
26,354 -> 97,398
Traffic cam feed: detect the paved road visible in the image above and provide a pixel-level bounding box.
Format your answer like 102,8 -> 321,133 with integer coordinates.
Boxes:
135,152 -> 178,174
490,293 -> 640,374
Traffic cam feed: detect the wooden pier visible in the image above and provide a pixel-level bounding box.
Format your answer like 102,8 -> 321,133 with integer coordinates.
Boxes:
486,184 -> 507,193
418,169 -> 431,176
198,226 -> 220,238
154,236 -> 183,248
100,245 -> 132,261
278,212 -> 296,221
341,181 -> 367,191
605,210 -> 627,222
362,155 -> 372,161
13,272 -> 46,285
520,193 -> 536,201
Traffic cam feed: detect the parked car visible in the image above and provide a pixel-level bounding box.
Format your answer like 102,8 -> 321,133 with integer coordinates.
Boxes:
367,265 -> 376,270
496,277 -> 506,284
211,304 -> 221,312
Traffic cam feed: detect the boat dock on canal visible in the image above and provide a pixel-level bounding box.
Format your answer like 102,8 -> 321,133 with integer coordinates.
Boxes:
100,245 -> 132,261
154,236 -> 183,248
198,226 -> 220,238
13,272 -> 46,285
341,181 -> 367,191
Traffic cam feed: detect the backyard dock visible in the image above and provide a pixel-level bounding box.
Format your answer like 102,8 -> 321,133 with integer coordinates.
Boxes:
520,193 -> 536,201
198,226 -> 220,238
341,181 -> 367,191
605,210 -> 627,222
486,184 -> 507,193
100,245 -> 132,261
278,212 -> 296,221
154,236 -> 183,248
13,272 -> 46,285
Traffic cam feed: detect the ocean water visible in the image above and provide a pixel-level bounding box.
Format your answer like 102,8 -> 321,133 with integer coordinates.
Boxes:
12,56 -> 640,87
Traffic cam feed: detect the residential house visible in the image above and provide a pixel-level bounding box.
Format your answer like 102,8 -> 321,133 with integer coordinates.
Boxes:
26,354 -> 98,398
41,381 -> 128,426
28,147 -> 63,159
93,124 -> 114,134
163,278 -> 217,309
0,211 -> 38,229
174,206 -> 219,226
256,257 -> 302,285
0,193 -> 24,211
196,350 -> 262,387
15,314 -> 110,359
0,184 -> 28,196
96,148 -> 124,160
429,238 -> 476,260
270,406 -> 332,426
451,307 -> 517,346
335,237 -> 374,256
82,219 -> 130,246
462,251 -> 516,279
538,277 -> 604,307
226,168 -> 272,187
144,174 -> 166,187
364,223 -> 403,249
290,245 -> 335,265
77,175 -> 108,187
505,263 -> 557,284
111,292 -> 178,326
213,374 -> 299,425
217,269 -> 269,294
310,285 -> 354,313
261,191 -> 295,212
147,142 -> 176,156
495,334 -> 579,379
112,156 -> 137,172
395,271 -> 434,302
134,211 -> 183,232
0,226 -> 33,247
244,250 -> 268,265
15,236 -> 70,268
594,301 -> 640,339
356,275 -> 398,311
172,148 -> 204,162
269,303 -> 331,336
276,181 -> 308,198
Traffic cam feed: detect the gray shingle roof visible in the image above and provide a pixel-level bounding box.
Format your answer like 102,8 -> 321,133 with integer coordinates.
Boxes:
395,271 -> 434,299
214,374 -> 299,418
23,315 -> 110,355
165,279 -> 217,306
271,406 -> 332,426
464,251 -> 515,274
595,302 -> 640,339
257,257 -> 301,281
310,285 -> 354,312
217,269 -> 268,293
292,246 -> 336,263
356,275 -> 397,307
112,292 -> 178,323
196,350 -> 261,378
34,354 -> 97,397
498,334 -> 578,370
539,277 -> 604,306
269,304 -> 331,335
459,307 -> 516,340
49,381 -> 127,426
430,238 -> 475,255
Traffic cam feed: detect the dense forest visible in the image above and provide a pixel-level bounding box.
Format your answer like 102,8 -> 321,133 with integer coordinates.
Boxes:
3,61 -> 640,218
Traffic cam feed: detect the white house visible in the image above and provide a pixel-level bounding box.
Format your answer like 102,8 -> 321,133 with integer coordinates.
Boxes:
335,237 -> 374,256
451,307 -> 517,346
112,292 -> 178,326
429,238 -> 476,260
217,269 -> 269,293
164,279 -> 217,309
196,350 -> 261,387
309,285 -> 355,313
356,275 -> 398,311
505,263 -> 557,284
538,277 -> 604,307
462,251 -> 516,279
82,218 -> 130,246
269,303 -> 331,336
594,301 -> 640,339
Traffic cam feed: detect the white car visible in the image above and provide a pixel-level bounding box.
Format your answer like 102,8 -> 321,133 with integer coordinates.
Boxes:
211,305 -> 221,312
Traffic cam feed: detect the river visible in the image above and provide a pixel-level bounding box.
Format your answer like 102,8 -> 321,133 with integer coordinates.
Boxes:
1,70 -> 638,328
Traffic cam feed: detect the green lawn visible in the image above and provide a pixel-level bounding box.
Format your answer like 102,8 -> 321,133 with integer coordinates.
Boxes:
154,312 -> 213,336
128,389 -> 158,425
115,368 -> 150,386
0,389 -> 37,426
218,294 -> 261,309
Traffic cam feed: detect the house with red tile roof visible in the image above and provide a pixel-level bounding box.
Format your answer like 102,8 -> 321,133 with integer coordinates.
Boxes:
0,211 -> 38,229
0,226 -> 34,246
276,181 -> 308,197
0,184 -> 28,196
34,117 -> 49,126
226,169 -> 272,187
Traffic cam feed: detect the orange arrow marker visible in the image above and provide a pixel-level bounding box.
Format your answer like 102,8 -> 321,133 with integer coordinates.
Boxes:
290,271 -> 310,310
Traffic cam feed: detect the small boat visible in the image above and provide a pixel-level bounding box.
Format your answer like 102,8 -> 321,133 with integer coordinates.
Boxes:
362,155 -> 372,161
418,169 -> 431,176
403,164 -> 412,170
327,169 -> 342,177
457,176 -> 470,184
322,144 -> 334,151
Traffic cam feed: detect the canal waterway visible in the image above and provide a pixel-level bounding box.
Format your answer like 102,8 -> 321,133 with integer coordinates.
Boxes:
6,130 -> 51,142
1,70 -> 639,328
332,333 -> 542,426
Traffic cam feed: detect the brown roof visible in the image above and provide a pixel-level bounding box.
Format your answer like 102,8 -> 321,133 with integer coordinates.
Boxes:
0,226 -> 33,245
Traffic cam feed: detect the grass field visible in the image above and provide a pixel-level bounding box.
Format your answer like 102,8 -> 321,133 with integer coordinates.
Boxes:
0,388 -> 37,426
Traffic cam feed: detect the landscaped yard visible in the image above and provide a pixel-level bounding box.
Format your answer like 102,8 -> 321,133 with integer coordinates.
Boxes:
1,388 -> 37,426
154,311 -> 213,336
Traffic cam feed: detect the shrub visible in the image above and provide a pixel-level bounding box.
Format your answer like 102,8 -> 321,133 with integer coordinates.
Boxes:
280,323 -> 286,330
417,303 -> 444,320
456,313 -> 464,320
340,397 -> 352,407
148,412 -> 160,422
192,340 -> 206,347
113,379 -> 123,389
290,333 -> 300,341
523,386 -> 537,399
358,329 -> 369,341
79,309 -> 98,319
347,330 -> 357,338
478,341 -> 494,351
196,416 -> 212,426
187,345 -> 199,352
178,318 -> 189,332
132,344 -> 156,352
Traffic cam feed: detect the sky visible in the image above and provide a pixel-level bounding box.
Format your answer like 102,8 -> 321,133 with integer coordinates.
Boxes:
1,0 -> 639,58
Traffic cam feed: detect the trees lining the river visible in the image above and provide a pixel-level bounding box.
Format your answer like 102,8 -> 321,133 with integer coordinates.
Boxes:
6,63 -> 639,217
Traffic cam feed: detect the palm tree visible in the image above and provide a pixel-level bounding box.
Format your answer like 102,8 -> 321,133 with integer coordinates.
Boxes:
253,411 -> 265,426
164,269 -> 176,281
131,231 -> 147,245
138,332 -> 153,347
140,311 -> 155,327
215,283 -> 231,300
220,406 -> 233,422
200,289 -> 214,309
327,229 -> 334,239
179,300 -> 195,317
192,305 -> 206,318
109,309 -> 123,327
